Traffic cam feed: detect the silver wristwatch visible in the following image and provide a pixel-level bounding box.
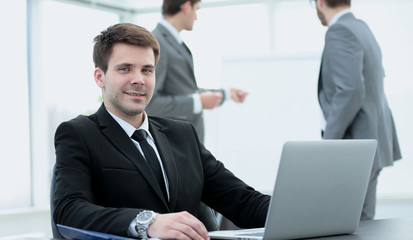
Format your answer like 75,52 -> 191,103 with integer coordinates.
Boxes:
135,210 -> 157,239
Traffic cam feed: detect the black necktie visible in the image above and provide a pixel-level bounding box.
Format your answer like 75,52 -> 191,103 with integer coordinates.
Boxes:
131,129 -> 168,199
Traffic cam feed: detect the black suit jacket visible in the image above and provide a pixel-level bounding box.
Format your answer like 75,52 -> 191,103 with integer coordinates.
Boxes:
52,104 -> 269,236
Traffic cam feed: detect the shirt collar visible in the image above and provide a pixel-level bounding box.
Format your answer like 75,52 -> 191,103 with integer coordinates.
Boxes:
159,18 -> 183,44
106,109 -> 153,140
329,9 -> 352,27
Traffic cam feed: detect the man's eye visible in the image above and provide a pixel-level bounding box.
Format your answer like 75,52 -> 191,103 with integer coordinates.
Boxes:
143,68 -> 153,73
119,67 -> 130,72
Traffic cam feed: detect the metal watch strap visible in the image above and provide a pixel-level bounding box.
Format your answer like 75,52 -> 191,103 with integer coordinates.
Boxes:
135,210 -> 157,239
137,225 -> 148,239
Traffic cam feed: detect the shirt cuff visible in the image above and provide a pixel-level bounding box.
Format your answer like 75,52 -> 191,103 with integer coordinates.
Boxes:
192,93 -> 202,114
224,88 -> 231,101
128,218 -> 139,237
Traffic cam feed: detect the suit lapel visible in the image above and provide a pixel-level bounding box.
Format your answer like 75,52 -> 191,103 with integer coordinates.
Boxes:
149,120 -> 179,210
157,24 -> 195,74
96,105 -> 170,209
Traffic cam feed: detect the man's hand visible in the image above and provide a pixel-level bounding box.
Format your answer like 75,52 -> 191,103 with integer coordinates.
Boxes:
230,88 -> 248,103
147,211 -> 209,240
200,91 -> 223,109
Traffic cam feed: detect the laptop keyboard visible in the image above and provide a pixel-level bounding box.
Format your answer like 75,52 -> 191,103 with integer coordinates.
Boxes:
237,231 -> 264,237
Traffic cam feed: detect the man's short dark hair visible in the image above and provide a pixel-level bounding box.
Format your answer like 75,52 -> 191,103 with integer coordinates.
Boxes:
325,0 -> 351,8
162,0 -> 201,16
93,23 -> 160,73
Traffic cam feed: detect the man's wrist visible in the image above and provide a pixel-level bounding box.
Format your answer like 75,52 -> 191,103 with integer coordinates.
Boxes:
135,210 -> 158,239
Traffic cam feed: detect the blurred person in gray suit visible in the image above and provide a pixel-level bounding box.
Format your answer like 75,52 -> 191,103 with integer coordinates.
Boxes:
147,0 -> 248,143
312,0 -> 402,220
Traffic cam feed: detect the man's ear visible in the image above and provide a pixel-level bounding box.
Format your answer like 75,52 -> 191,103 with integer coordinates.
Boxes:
94,67 -> 105,89
181,0 -> 192,14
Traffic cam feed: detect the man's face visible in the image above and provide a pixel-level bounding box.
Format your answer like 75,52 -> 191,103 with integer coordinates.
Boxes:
315,1 -> 328,26
184,1 -> 200,31
94,43 -> 156,120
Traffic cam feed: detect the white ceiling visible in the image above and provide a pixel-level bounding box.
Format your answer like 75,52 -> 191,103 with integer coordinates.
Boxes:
93,0 -> 164,10
57,0 -> 256,14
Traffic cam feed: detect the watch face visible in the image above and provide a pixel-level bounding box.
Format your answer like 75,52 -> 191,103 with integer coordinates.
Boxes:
137,211 -> 154,224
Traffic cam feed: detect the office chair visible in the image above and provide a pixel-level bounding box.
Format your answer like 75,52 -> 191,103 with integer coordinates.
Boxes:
50,165 -> 218,238
50,165 -> 62,238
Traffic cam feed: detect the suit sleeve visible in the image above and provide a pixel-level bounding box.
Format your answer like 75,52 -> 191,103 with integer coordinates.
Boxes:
199,88 -> 226,106
323,25 -> 365,139
53,120 -> 139,236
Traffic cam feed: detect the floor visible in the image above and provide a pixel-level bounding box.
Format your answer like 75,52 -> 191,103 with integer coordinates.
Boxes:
375,198 -> 413,219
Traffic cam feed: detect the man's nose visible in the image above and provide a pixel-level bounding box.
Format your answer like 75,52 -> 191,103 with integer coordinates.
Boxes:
131,73 -> 144,85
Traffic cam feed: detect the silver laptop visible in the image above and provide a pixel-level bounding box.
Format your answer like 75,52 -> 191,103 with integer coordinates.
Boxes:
209,140 -> 377,240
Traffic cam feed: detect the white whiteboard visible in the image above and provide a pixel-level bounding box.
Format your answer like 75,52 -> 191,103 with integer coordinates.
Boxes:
210,54 -> 322,192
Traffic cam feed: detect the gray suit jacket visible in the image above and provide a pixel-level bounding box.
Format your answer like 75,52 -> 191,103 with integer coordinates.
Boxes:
318,13 -> 401,169
147,23 -> 224,142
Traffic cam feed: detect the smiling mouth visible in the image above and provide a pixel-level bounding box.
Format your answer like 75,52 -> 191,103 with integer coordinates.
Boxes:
126,92 -> 145,97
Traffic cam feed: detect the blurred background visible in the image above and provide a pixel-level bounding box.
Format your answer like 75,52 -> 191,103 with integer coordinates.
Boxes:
0,0 -> 412,238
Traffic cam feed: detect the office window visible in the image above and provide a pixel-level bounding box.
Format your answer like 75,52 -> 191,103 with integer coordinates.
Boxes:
29,0 -> 120,207
40,1 -> 119,118
0,0 -> 30,209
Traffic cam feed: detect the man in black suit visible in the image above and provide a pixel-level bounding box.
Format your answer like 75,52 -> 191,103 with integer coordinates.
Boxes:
52,23 -> 269,239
